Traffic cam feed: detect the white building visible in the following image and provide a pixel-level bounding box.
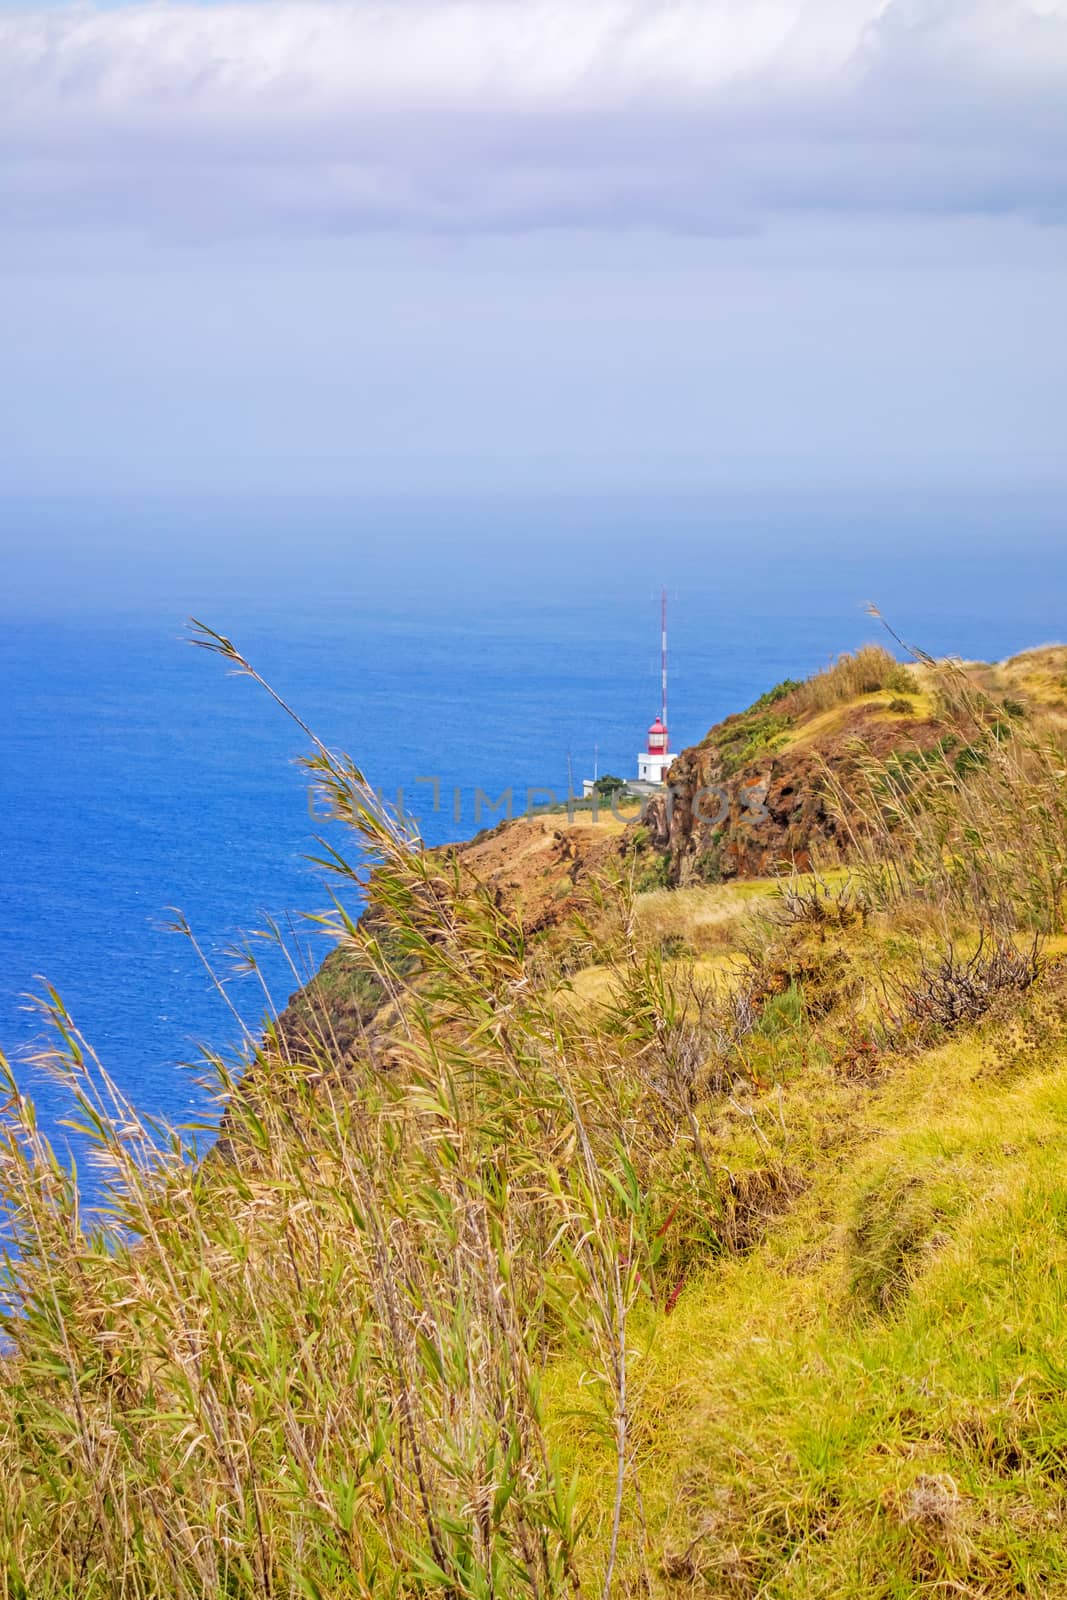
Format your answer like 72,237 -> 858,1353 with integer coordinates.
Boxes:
637,716 -> 672,785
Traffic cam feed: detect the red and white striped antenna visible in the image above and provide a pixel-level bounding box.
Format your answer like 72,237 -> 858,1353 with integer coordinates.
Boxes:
660,586 -> 668,736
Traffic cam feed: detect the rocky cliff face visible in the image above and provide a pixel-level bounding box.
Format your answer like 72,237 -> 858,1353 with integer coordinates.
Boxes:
270,645 -> 1067,1058
640,642 -> 1067,885
643,691 -> 945,883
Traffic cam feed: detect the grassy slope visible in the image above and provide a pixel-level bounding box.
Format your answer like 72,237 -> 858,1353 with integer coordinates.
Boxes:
545,880 -> 1067,1597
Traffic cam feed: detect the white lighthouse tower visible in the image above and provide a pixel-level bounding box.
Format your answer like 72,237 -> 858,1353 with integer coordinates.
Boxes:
637,589 -> 673,785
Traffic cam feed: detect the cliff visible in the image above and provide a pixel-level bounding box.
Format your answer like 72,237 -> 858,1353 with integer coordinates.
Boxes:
644,642 -> 1067,883
278,642 -> 1067,1052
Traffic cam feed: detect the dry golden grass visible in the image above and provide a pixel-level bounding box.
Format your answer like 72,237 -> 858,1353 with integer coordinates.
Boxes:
787,643 -> 913,717
633,879 -> 774,953
827,651 -> 1067,933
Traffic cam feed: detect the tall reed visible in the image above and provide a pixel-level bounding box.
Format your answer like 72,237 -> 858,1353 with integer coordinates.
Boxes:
0,623 -> 729,1599
825,637 -> 1067,933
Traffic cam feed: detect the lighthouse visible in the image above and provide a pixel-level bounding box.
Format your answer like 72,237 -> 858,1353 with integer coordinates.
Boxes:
636,589 -> 673,785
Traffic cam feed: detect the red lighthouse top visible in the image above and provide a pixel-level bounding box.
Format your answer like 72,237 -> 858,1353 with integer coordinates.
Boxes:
647,717 -> 669,755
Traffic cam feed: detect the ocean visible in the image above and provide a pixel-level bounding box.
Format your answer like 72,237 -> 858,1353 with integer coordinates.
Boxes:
2,489 -> 1064,1161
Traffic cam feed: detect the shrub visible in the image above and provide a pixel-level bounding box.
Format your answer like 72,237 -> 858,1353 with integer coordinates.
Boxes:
708,707 -> 792,776
593,772 -> 627,796
883,930 -> 1043,1037
885,662 -> 918,694
768,870 -> 868,933
790,645 -> 909,716
752,677 -> 803,710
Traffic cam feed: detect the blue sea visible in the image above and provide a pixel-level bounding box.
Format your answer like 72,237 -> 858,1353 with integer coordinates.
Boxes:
2,489 -> 1064,1161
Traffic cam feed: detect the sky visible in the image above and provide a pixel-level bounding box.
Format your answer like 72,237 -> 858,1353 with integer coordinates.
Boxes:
1,0 -> 1066,498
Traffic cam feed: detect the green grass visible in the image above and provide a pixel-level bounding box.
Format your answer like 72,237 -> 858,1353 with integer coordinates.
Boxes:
544,981 -> 1067,1597
704,706 -> 794,775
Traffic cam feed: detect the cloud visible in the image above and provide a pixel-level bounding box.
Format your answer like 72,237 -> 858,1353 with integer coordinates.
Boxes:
0,0 -> 1066,236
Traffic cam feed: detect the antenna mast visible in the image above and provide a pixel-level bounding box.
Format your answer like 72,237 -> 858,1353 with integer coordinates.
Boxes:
661,586 -> 668,731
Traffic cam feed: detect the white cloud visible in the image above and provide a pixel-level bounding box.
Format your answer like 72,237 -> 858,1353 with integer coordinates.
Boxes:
0,0 -> 1065,235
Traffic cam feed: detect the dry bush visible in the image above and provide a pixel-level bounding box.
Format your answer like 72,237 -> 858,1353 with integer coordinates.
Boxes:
767,870 -> 870,934
789,645 -> 911,717
883,929 -> 1043,1037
